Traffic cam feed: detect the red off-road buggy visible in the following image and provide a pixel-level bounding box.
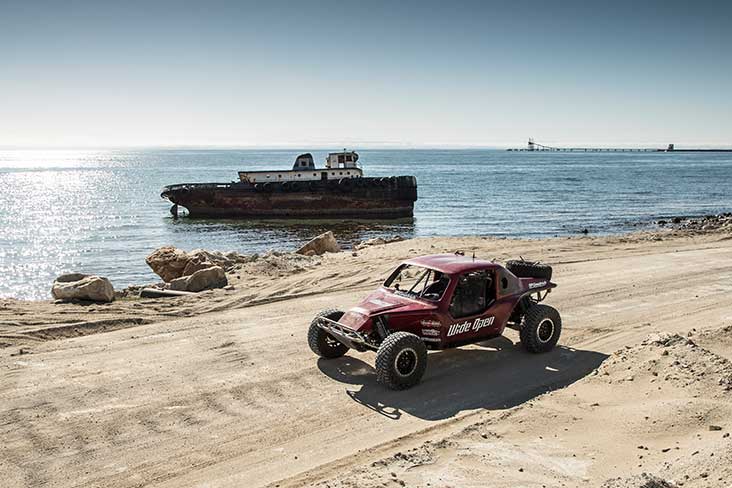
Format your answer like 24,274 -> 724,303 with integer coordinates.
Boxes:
308,253 -> 560,390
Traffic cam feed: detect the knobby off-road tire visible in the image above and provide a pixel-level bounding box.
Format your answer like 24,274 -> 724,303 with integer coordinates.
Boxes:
308,309 -> 349,359
506,260 -> 553,280
520,304 -> 562,353
375,332 -> 428,390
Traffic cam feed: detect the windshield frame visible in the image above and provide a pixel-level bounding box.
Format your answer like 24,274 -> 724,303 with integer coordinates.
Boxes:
383,264 -> 451,302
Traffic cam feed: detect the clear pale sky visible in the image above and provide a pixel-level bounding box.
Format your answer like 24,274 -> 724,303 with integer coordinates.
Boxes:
1,0 -> 731,148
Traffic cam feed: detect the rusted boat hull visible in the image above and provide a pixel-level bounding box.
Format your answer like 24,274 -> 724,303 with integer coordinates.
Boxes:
161,176 -> 417,219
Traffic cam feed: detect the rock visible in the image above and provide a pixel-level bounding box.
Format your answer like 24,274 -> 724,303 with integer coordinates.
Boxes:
169,266 -> 227,292
146,246 -> 191,282
182,258 -> 216,276
147,246 -> 253,281
51,274 -> 115,303
296,231 -> 340,255
188,249 -> 231,268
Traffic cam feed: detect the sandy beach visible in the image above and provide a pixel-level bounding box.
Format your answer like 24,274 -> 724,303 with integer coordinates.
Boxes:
1,228 -> 731,487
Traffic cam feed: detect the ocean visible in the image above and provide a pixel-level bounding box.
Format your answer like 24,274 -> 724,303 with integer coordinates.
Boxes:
2,148 -> 731,300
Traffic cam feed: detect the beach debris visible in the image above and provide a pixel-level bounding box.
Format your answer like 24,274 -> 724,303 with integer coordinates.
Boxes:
662,213 -> 732,233
354,235 -> 404,250
601,473 -> 677,487
139,288 -> 197,299
51,273 -> 115,303
169,266 -> 228,292
296,231 -> 340,255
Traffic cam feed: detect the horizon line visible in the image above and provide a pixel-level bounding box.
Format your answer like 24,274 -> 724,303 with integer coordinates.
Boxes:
2,141 -> 732,151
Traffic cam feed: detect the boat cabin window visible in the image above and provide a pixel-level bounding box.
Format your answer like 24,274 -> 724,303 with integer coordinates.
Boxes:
449,270 -> 494,318
338,154 -> 345,164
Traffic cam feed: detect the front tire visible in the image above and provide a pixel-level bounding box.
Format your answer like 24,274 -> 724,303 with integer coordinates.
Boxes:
520,304 -> 562,353
308,309 -> 349,359
375,332 -> 428,390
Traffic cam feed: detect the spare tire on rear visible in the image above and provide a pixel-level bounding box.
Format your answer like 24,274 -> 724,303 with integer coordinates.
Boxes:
506,259 -> 552,280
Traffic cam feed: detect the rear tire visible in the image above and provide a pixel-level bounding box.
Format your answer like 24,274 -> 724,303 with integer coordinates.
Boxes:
506,259 -> 553,280
308,309 -> 349,359
520,304 -> 562,353
375,332 -> 427,390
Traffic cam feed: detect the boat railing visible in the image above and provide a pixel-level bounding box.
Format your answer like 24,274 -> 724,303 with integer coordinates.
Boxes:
162,182 -> 237,192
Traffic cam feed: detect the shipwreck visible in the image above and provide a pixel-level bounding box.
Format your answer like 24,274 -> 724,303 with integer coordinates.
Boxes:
161,150 -> 418,219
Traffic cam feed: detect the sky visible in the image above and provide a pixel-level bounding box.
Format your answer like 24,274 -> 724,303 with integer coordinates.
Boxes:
1,0 -> 731,148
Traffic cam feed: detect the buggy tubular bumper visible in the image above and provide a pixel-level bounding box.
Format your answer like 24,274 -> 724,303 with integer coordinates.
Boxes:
316,316 -> 376,351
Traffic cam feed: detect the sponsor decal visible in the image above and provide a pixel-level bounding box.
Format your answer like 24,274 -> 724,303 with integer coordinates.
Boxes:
447,316 -> 495,337
421,328 -> 440,337
368,298 -> 393,307
420,319 -> 441,327
528,281 -> 547,289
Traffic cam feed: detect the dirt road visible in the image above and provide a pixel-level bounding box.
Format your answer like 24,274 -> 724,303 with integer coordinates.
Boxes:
2,233 -> 732,487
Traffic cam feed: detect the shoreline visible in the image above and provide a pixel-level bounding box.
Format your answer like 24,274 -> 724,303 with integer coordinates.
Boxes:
2,219 -> 731,350
2,210 -> 731,305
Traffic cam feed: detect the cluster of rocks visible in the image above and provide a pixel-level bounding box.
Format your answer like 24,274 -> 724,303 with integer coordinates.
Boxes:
144,246 -> 255,292
49,230 -> 397,303
657,213 -> 732,232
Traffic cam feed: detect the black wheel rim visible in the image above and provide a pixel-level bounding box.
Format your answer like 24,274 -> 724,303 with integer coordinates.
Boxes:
537,319 -> 555,343
395,348 -> 418,377
325,334 -> 341,349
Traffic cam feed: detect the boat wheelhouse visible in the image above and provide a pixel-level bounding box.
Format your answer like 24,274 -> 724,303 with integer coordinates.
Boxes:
238,151 -> 363,184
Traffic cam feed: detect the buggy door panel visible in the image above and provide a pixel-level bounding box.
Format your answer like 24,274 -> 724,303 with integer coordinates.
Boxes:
445,270 -> 501,343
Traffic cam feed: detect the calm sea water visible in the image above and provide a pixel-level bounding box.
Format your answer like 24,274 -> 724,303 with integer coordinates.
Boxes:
2,148 -> 732,300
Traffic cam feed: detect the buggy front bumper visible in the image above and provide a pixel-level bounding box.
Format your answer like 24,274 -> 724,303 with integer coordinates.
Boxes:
316,316 -> 376,351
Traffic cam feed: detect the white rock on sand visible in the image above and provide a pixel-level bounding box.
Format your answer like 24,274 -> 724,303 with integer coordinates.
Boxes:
296,231 -> 340,255
168,265 -> 227,292
51,273 -> 115,303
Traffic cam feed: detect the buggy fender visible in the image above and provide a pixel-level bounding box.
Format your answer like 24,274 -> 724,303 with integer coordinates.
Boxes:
518,277 -> 557,295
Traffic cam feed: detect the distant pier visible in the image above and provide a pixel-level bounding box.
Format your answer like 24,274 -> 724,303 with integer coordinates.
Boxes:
507,139 -> 732,153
